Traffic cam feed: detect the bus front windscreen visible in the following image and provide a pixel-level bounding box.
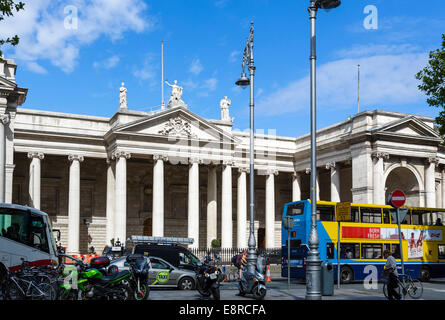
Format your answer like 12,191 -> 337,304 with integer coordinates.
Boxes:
0,208 -> 50,253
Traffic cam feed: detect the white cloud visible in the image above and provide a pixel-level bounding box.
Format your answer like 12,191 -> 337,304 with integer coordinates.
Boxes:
189,58 -> 203,75
133,54 -> 157,81
229,50 -> 240,63
93,55 -> 120,69
256,52 -> 429,116
0,0 -> 151,73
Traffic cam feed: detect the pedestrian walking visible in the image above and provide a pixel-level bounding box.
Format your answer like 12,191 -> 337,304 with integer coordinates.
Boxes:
383,250 -> 401,300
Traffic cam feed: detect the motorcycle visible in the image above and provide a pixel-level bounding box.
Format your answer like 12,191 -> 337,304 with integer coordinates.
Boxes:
238,254 -> 267,300
195,262 -> 224,300
125,254 -> 150,300
58,254 -> 132,300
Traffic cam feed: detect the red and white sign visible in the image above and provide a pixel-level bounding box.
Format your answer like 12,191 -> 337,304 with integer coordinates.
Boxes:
389,189 -> 406,208
342,226 -> 442,242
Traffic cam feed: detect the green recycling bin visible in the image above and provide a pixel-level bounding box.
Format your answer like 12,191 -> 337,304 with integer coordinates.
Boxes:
321,261 -> 334,296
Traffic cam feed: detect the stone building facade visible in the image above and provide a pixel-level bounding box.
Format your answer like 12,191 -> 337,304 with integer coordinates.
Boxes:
1,59 -> 445,254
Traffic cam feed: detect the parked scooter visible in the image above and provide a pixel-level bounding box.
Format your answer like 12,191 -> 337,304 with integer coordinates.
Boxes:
238,254 -> 267,300
195,262 -> 224,300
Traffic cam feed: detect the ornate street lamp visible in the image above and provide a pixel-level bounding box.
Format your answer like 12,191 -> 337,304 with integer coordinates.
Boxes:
306,0 -> 341,300
235,22 -> 257,274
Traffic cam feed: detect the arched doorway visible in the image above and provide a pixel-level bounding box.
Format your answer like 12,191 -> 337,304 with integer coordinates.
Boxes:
385,166 -> 420,206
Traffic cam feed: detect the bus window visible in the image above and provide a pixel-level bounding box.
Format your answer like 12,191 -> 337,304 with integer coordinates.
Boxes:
389,209 -> 410,225
384,244 -> 391,253
391,244 -> 401,259
361,244 -> 383,259
412,210 -> 431,226
439,245 -> 445,259
326,243 -> 335,259
349,207 -> 359,222
340,243 -> 359,259
383,210 -> 391,224
287,203 -> 304,216
432,211 -> 444,226
360,207 -> 382,224
316,205 -> 335,221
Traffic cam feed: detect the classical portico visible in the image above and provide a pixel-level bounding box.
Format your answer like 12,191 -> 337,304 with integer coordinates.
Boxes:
3,60 -> 445,254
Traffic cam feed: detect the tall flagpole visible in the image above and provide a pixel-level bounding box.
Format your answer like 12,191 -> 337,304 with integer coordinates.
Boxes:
161,40 -> 165,110
357,64 -> 360,114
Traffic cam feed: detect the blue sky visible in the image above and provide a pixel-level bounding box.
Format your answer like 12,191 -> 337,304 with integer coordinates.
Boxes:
1,0 -> 444,137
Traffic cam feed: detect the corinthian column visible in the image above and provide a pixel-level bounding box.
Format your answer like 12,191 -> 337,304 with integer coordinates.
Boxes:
207,165 -> 217,248
0,114 -> 9,203
153,154 -> 167,237
188,158 -> 200,248
326,162 -> 340,202
67,154 -> 84,254
372,152 -> 389,205
425,157 -> 438,208
112,151 -> 131,245
237,167 -> 248,248
106,157 -> 115,245
292,172 -> 302,202
266,169 -> 278,249
27,152 -> 44,209
221,161 -> 233,248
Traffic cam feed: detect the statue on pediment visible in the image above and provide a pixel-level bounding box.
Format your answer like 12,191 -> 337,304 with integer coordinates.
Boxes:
220,96 -> 231,121
165,80 -> 187,108
120,82 -> 127,109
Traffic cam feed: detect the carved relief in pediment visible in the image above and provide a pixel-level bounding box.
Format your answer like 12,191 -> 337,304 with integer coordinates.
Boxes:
158,117 -> 197,138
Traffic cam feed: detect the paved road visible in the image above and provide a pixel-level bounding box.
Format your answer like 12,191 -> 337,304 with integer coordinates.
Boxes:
147,278 -> 445,300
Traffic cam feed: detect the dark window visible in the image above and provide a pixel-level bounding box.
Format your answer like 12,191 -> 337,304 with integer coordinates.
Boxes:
150,258 -> 170,269
411,210 -> 430,226
326,243 -> 335,259
392,244 -> 401,259
360,208 -> 382,224
316,205 -> 335,221
384,243 -> 391,253
432,212 -> 444,226
439,245 -> 445,260
287,203 -> 304,216
349,207 -> 359,222
361,244 -> 383,259
340,243 -> 360,259
389,209 -> 410,225
383,210 -> 391,224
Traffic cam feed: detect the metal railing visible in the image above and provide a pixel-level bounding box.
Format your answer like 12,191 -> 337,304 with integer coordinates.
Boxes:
189,247 -> 282,265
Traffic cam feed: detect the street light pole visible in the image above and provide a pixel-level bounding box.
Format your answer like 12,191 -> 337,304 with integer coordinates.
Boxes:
306,0 -> 341,300
235,22 -> 257,274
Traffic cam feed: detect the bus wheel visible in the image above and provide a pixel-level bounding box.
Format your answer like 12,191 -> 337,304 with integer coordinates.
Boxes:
419,267 -> 431,282
340,266 -> 354,284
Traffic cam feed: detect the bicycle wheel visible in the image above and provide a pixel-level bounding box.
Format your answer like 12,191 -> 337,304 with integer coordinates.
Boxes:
4,279 -> 24,300
31,283 -> 57,300
407,279 -> 423,299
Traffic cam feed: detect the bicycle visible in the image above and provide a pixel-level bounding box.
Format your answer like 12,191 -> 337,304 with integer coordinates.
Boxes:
2,261 -> 57,300
383,269 -> 423,300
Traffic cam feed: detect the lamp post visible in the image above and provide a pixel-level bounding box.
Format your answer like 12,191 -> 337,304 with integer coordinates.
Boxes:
235,22 -> 257,274
306,0 -> 341,300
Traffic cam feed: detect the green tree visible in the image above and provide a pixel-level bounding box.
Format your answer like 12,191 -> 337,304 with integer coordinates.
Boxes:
0,0 -> 25,59
416,34 -> 445,135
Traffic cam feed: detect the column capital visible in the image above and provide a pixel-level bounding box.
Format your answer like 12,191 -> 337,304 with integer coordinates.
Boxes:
0,114 -> 9,125
188,157 -> 202,165
325,162 -> 336,170
292,171 -> 301,178
27,152 -> 45,160
238,167 -> 250,174
371,151 -> 389,160
305,168 -> 311,175
222,160 -> 235,167
68,154 -> 84,162
153,154 -> 168,162
427,156 -> 439,166
111,151 -> 131,160
266,169 -> 279,176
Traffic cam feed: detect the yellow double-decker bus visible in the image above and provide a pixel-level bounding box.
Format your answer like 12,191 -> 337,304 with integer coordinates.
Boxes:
281,200 -> 445,283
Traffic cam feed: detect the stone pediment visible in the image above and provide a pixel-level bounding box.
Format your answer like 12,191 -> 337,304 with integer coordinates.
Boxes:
113,106 -> 238,144
372,116 -> 441,140
0,76 -> 17,90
